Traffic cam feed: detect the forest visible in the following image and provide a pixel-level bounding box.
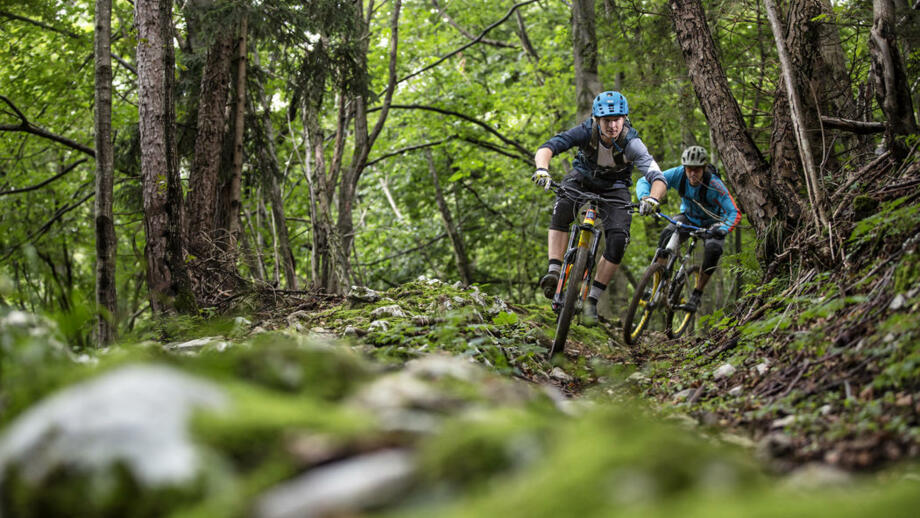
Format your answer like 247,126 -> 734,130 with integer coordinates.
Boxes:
1,0 -> 919,516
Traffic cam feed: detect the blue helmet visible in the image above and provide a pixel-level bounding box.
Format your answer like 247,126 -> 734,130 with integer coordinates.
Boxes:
592,91 -> 628,117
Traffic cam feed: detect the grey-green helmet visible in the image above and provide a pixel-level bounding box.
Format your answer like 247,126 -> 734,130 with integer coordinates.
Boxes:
681,146 -> 708,167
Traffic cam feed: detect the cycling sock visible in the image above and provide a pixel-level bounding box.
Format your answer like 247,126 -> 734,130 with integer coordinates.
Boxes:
588,280 -> 607,302
547,259 -> 562,275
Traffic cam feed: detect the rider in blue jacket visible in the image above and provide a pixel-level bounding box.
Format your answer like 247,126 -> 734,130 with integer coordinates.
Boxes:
635,146 -> 741,312
532,91 -> 666,325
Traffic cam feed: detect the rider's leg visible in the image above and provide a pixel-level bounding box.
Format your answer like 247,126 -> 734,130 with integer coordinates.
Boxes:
688,236 -> 724,310
548,229 -> 567,262
542,194 -> 576,298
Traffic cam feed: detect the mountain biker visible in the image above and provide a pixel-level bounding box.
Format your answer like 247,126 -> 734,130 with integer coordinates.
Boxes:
635,145 -> 741,313
532,91 -> 667,325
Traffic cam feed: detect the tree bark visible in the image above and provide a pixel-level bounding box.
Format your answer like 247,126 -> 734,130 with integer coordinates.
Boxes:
425,149 -> 473,286
187,23 -> 233,256
815,0 -> 858,121
870,0 -> 918,157
136,0 -> 195,314
217,15 -> 248,249
253,51 -> 298,289
765,0 -> 828,230
572,0 -> 602,122
336,0 -> 401,293
668,0 -> 793,260
94,0 -> 117,345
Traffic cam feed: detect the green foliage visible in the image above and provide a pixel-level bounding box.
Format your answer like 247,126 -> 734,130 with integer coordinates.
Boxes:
849,196 -> 920,248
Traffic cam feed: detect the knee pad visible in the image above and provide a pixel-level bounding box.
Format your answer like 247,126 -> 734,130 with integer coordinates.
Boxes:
603,231 -> 629,264
702,240 -> 723,274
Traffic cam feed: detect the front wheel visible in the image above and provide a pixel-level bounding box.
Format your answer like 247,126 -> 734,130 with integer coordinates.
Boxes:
666,265 -> 700,339
623,262 -> 666,345
551,246 -> 589,357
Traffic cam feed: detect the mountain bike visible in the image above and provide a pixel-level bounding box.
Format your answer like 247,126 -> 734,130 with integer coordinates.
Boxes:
545,181 -> 637,357
623,212 -> 705,345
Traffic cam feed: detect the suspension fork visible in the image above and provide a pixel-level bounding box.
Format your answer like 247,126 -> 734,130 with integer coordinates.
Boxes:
554,207 -> 601,307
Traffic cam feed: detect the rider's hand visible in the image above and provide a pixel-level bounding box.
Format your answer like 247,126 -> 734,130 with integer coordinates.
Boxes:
638,196 -> 660,216
531,168 -> 551,191
707,223 -> 728,239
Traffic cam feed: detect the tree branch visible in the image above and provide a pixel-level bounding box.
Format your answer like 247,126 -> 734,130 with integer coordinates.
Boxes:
375,103 -> 531,160
0,95 -> 96,157
820,115 -> 886,134
366,137 -> 451,167
431,0 -> 516,48
397,0 -> 540,85
0,10 -> 136,75
0,159 -> 88,196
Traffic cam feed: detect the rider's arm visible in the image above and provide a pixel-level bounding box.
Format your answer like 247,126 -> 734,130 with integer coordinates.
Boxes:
711,177 -> 742,232
534,147 -> 553,171
627,138 -> 667,201
538,119 -> 593,158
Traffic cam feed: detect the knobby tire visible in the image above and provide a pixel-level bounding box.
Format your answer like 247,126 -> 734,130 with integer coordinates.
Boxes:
551,246 -> 589,357
623,262 -> 666,345
666,265 -> 700,339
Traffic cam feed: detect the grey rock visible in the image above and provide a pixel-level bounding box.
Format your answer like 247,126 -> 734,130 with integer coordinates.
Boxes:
254,449 -> 414,518
368,320 -> 389,332
713,363 -> 736,380
720,433 -> 755,449
889,294 -> 907,311
370,305 -> 407,319
627,371 -> 651,384
782,463 -> 852,489
343,325 -> 360,337
470,291 -> 489,307
550,367 -> 574,383
728,385 -> 743,397
771,415 -> 797,428
754,361 -> 770,376
347,286 -> 381,304
164,336 -> 229,354
672,388 -> 695,402
758,431 -> 794,458
0,365 -> 228,487
405,355 -> 483,383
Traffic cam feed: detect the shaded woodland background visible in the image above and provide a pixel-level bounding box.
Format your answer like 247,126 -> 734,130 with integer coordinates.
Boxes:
0,0 -> 918,345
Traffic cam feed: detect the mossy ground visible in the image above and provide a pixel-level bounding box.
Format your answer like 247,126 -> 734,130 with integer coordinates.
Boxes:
3,236 -> 920,517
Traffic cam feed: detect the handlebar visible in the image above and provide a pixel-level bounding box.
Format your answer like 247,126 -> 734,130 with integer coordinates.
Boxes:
547,181 -> 638,211
654,212 -> 707,235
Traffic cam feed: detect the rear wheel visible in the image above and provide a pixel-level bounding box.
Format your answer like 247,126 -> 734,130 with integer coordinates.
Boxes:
623,262 -> 666,345
666,265 -> 699,339
551,246 -> 589,357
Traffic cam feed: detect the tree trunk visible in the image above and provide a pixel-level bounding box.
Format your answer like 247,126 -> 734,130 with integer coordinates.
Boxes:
668,0 -> 795,260
815,0 -> 858,121
870,0 -> 918,157
304,107 -> 346,292
336,0 -> 401,292
136,0 -> 196,314
94,0 -> 117,345
425,149 -> 473,286
572,0 -> 602,122
217,15 -> 248,249
253,52 -> 298,289
187,25 -> 233,256
765,0 -> 828,230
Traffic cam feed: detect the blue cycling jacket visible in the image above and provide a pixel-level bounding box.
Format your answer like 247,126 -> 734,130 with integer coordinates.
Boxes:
636,165 -> 741,233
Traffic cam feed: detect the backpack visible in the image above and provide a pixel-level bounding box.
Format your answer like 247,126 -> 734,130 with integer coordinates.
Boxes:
678,163 -> 720,204
582,118 -> 637,182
